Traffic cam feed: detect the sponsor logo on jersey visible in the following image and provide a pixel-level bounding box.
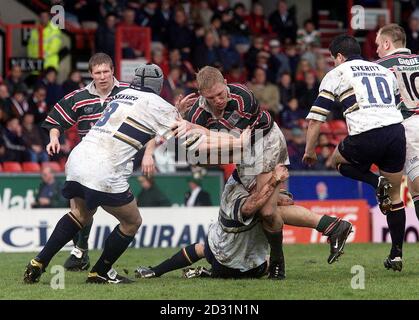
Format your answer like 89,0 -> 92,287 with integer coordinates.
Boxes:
84,106 -> 94,114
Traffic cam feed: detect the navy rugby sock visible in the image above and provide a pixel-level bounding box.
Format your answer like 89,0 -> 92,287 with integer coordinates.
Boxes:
263,229 -> 284,263
36,213 -> 82,267
152,244 -> 201,277
75,222 -> 93,251
338,164 -> 379,188
386,202 -> 406,259
316,215 -> 339,235
91,225 -> 134,276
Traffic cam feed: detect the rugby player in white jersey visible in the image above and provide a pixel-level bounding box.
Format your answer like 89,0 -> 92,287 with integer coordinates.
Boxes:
375,24 -> 419,271
303,35 -> 406,271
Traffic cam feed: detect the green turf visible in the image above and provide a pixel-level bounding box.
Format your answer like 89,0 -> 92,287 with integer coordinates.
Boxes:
2,243 -> 419,300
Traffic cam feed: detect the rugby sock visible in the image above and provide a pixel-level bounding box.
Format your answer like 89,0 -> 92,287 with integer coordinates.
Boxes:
337,164 -> 379,188
36,213 -> 82,266
316,215 -> 339,235
413,195 -> 419,222
152,244 -> 200,277
263,229 -> 284,263
75,222 -> 93,251
91,225 -> 134,276
386,202 -> 406,259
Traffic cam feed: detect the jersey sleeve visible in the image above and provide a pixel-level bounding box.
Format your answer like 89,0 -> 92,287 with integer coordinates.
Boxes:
306,70 -> 338,122
41,95 -> 78,133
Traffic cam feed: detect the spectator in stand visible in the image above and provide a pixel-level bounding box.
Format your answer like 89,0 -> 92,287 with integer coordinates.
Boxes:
254,50 -> 277,84
160,0 -> 174,33
406,16 -> 419,53
313,146 -> 334,171
62,70 -> 84,96
225,64 -> 248,83
295,59 -> 315,82
37,67 -> 63,109
167,5 -> 195,60
32,166 -> 68,208
65,0 -> 100,27
119,7 -> 146,59
0,84 -> 10,109
28,85 -> 48,125
4,87 -> 29,119
95,12 -> 117,61
151,49 -> 170,77
1,117 -> 29,162
184,178 -> 212,207
0,133 -> 5,163
191,0 -> 213,29
246,2 -> 271,36
280,98 -> 305,129
278,72 -> 295,110
99,0 -> 124,21
268,0 -> 298,44
168,48 -> 196,92
247,67 -> 280,118
244,36 -> 264,76
296,72 -> 319,113
229,3 -> 251,47
297,19 -> 321,52
21,113 -> 49,163
284,43 -> 300,79
136,0 -> 168,43
161,66 -> 184,104
315,55 -> 330,81
218,33 -> 242,73
363,15 -> 387,61
268,39 -> 291,80
193,30 -> 221,69
287,127 -> 308,170
136,176 -> 171,207
27,11 -> 62,72
4,65 -> 28,96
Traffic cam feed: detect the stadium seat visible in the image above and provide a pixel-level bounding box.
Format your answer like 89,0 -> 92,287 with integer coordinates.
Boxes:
2,161 -> 23,172
41,161 -> 62,172
329,120 -> 348,135
22,162 -> 41,173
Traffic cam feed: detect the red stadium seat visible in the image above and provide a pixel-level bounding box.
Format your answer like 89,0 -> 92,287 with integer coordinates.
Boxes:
2,161 -> 23,172
22,162 -> 41,173
329,120 -> 348,135
41,161 -> 62,172
320,122 -> 332,134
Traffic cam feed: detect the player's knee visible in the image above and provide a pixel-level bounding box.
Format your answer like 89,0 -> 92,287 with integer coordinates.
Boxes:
194,243 -> 205,258
70,208 -> 92,227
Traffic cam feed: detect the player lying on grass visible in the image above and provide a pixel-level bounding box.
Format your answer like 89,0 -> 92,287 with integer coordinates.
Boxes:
135,165 -> 352,280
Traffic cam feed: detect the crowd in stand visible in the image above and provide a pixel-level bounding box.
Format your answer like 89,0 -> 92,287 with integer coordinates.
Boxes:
1,0 -> 418,173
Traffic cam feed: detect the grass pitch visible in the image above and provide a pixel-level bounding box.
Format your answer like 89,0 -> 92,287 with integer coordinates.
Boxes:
2,243 -> 419,300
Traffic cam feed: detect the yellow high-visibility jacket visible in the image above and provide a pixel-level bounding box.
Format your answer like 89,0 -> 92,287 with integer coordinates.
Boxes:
27,22 -> 62,70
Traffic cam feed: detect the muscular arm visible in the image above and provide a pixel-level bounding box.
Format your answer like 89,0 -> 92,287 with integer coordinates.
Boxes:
302,119 -> 322,166
241,173 -> 281,217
